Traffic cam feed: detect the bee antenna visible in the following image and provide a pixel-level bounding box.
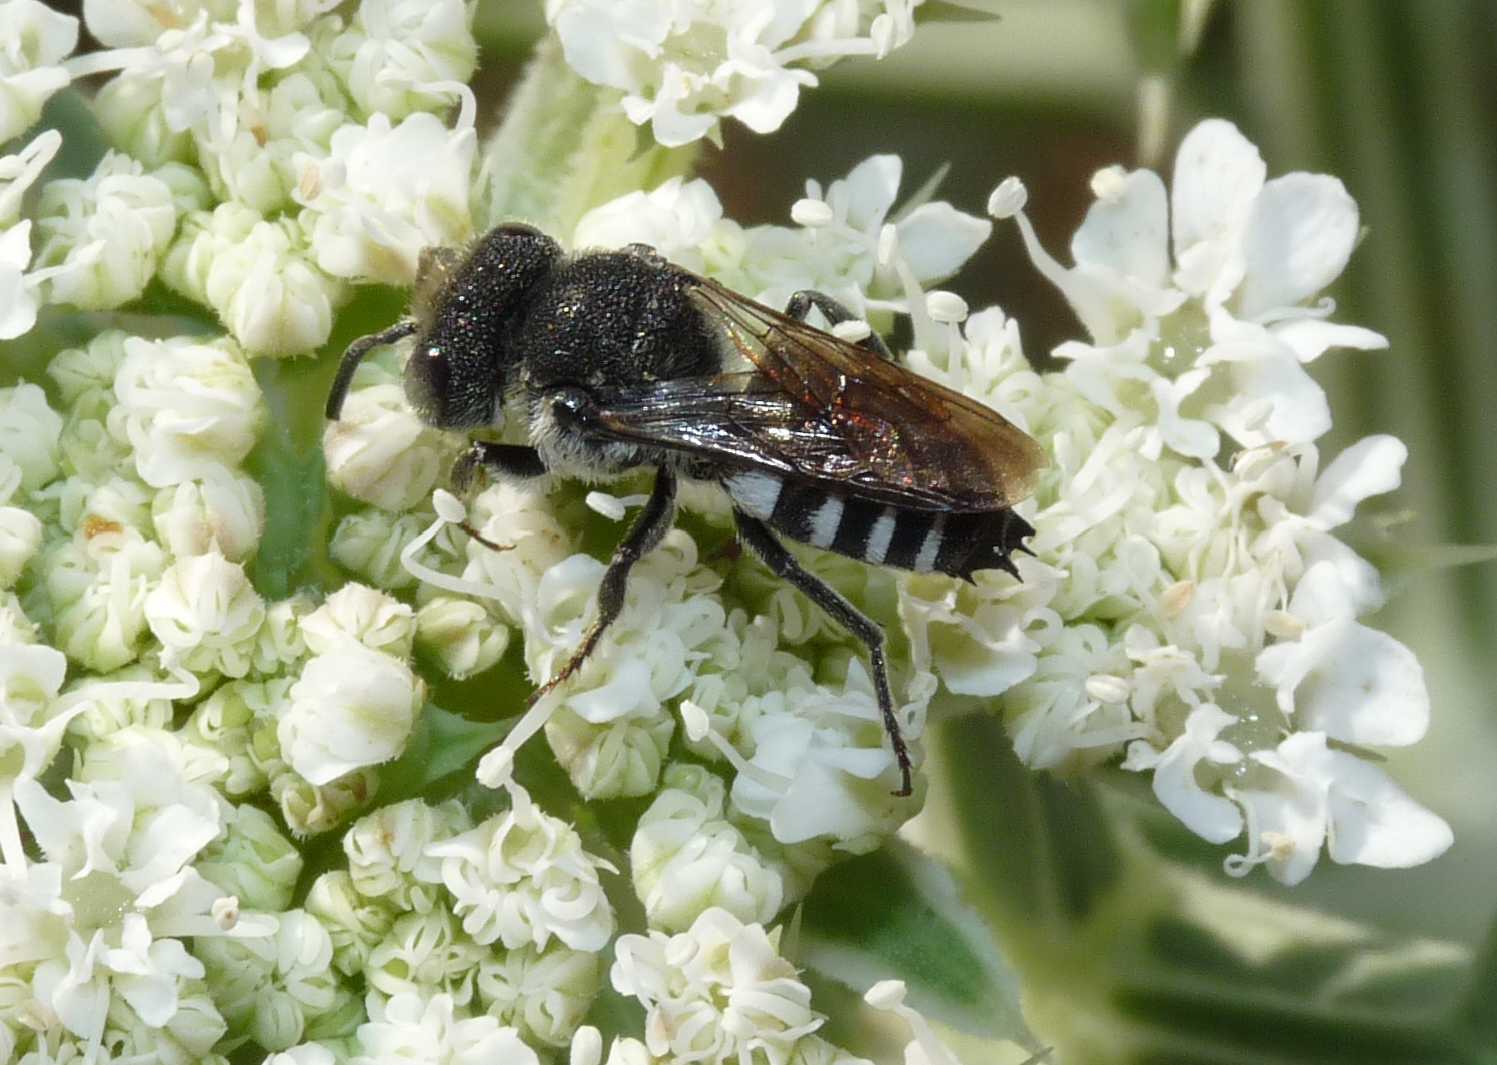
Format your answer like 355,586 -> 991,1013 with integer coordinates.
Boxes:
325,320 -> 417,420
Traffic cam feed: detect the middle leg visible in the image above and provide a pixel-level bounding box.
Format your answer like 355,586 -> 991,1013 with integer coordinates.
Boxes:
529,467 -> 678,703
785,289 -> 895,362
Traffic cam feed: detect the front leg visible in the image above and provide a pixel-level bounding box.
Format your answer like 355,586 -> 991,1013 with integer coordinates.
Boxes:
451,441 -> 549,492
529,468 -> 678,703
733,508 -> 914,796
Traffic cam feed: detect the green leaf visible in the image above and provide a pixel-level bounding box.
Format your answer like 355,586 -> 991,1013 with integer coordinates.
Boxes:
797,841 -> 1033,1046
938,713 -> 1481,1065
247,357 -> 335,600
915,1 -> 1002,25
375,704 -> 511,804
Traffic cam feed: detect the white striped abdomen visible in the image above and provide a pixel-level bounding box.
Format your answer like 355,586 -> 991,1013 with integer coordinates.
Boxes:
724,472 -> 1031,581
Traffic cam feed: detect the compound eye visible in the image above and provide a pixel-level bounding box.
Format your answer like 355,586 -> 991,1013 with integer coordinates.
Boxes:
404,343 -> 452,425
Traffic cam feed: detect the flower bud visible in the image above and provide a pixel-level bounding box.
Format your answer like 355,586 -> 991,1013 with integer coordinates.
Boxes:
145,550 -> 267,679
281,643 -> 422,785
416,596 -> 509,680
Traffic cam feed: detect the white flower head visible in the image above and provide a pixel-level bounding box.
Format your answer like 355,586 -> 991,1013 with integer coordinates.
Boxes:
547,1 -> 920,147
344,797 -> 468,913
32,151 -> 179,310
427,784 -> 617,953
144,548 -> 267,678
151,465 -> 266,562
300,581 -> 417,659
295,109 -> 476,285
352,990 -> 540,1065
164,202 -> 345,356
476,942 -> 601,1050
0,381 -> 63,491
110,334 -> 265,488
324,382 -> 458,512
415,595 -> 510,680
573,176 -> 725,272
323,0 -> 479,121
0,0 -> 78,143
631,764 -> 786,932
280,641 -> 422,785
611,907 -> 823,1065
1227,731 -> 1452,886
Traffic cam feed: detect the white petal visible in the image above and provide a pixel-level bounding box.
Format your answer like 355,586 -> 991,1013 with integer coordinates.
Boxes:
839,154 -> 902,230
1213,353 -> 1331,446
1237,173 -> 1360,318
1276,619 -> 1429,746
1142,704 -> 1244,844
1272,318 -> 1387,363
1232,778 -> 1326,887
1171,118 -> 1266,285
1309,434 -> 1406,529
895,201 -> 991,283
1322,752 -> 1453,868
1071,168 -> 1169,288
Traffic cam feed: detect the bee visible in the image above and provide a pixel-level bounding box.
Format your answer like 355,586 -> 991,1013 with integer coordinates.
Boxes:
326,223 -> 1045,796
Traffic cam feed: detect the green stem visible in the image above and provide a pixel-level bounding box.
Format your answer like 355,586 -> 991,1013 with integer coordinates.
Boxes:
476,37 -> 700,238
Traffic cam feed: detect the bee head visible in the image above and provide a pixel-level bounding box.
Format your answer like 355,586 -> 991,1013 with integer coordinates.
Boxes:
403,223 -> 561,429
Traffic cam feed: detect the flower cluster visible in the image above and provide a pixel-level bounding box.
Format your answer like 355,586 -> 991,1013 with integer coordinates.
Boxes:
546,0 -> 922,146
0,0 -> 1455,1061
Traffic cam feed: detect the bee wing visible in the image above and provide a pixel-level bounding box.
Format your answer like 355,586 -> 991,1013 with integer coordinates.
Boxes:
583,280 -> 1046,512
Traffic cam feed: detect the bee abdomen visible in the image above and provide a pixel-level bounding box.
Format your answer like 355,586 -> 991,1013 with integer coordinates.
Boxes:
724,473 -> 1031,581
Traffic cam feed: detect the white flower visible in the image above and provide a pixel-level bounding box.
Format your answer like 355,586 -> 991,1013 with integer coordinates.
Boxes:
280,642 -> 422,785
476,943 -> 601,1050
0,381 -> 63,491
192,70 -> 347,213
151,465 -> 266,561
729,660 -> 929,851
163,202 -> 345,356
324,382 -> 457,512
0,0 -> 78,143
1123,703 -> 1243,843
631,764 -> 785,932
48,533 -> 167,671
1226,731 -> 1452,886
323,0 -> 479,121
344,798 -> 467,914
195,802 -> 303,912
428,784 -> 616,953
11,726 -> 272,1051
300,581 -> 416,660
295,109 -> 476,285
304,869 -> 395,976
145,549 -> 267,678
547,1 -> 919,147
110,334 -> 265,488
0,501 -> 42,589
32,150 -> 179,309
1,130 -> 65,340
573,177 -> 725,272
331,508 -> 439,590
999,119 -> 1386,456
611,907 -> 823,1065
1255,561 -> 1429,748
196,909 -> 342,1052
364,904 -> 487,1004
352,990 -> 540,1065
415,596 -> 510,680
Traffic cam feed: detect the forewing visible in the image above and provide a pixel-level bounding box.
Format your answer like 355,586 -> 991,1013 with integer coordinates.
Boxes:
685,278 -> 1046,508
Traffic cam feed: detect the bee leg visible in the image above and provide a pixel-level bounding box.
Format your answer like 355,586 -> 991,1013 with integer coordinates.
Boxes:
450,442 -> 549,492
732,509 -> 914,797
529,467 -> 678,705
785,290 -> 895,362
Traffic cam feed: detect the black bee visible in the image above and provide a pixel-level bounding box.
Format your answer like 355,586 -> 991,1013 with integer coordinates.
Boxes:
326,223 -> 1045,796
